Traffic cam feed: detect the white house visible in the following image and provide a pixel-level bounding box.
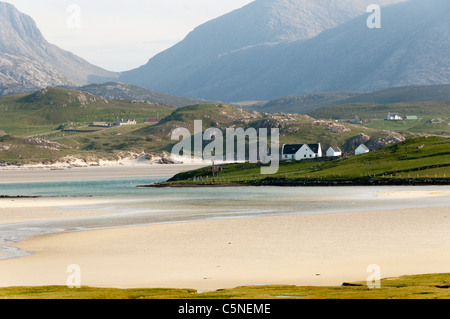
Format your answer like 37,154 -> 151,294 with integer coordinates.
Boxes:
387,113 -> 402,121
327,147 -> 342,157
282,144 -> 302,161
282,144 -> 322,161
115,118 -> 137,126
355,144 -> 370,155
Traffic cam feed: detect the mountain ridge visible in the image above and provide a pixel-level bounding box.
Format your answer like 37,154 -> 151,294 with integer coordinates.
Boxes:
119,0 -> 449,102
0,2 -> 118,94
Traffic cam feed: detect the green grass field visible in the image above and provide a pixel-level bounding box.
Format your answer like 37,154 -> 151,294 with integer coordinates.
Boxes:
165,136 -> 450,186
1,274 -> 449,299
0,88 -> 175,137
0,89 -> 448,166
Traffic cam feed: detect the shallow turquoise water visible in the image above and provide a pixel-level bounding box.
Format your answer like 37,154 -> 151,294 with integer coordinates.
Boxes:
0,179 -> 449,260
0,177 -> 167,197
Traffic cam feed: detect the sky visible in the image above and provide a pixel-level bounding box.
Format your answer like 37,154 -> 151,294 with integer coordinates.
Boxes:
3,0 -> 254,72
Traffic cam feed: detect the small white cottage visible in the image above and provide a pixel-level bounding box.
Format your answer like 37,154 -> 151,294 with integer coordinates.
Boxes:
327,147 -> 342,157
387,113 -> 402,121
355,144 -> 370,155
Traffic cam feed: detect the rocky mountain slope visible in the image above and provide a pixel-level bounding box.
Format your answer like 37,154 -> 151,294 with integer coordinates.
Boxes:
119,0 -> 407,100
119,0 -> 449,103
0,2 -> 117,95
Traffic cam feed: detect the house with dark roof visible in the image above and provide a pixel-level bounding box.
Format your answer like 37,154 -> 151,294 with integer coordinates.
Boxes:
282,144 -> 322,161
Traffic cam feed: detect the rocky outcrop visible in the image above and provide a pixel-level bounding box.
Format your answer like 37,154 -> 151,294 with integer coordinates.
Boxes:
312,120 -> 350,134
371,132 -> 406,150
349,133 -> 371,151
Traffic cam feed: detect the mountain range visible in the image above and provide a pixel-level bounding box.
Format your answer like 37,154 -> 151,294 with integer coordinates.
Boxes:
0,0 -> 449,105
0,2 -> 117,95
119,0 -> 449,102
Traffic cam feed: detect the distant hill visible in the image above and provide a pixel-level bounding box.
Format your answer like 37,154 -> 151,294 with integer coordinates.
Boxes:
0,101 -> 413,164
256,92 -> 363,114
308,101 -> 450,120
338,84 -> 450,105
256,84 -> 450,114
119,0 -> 405,101
0,87 -> 175,136
68,82 -> 212,108
0,2 -> 118,95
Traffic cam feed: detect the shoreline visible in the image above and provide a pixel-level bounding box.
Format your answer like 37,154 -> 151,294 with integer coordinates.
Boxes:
0,163 -> 208,184
142,179 -> 450,188
0,203 -> 449,290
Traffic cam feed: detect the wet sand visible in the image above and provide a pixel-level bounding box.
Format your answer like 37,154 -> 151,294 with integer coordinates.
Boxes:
0,205 -> 449,291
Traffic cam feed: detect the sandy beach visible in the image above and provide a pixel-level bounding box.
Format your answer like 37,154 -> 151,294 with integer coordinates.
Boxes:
0,163 -> 207,184
0,203 -> 449,291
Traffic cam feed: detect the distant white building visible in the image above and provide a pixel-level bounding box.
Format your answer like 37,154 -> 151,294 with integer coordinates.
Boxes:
355,144 -> 370,155
387,113 -> 402,121
115,118 -> 137,126
350,116 -> 363,124
282,144 -> 322,161
327,147 -> 342,157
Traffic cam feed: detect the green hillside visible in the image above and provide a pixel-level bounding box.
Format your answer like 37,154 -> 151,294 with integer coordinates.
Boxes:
0,95 -> 447,166
309,101 -> 450,119
308,101 -> 450,136
0,87 -> 176,137
162,136 -> 450,186
70,82 -> 212,108
340,84 -> 450,105
256,91 -> 362,114
252,85 -> 450,115
55,105 -> 410,161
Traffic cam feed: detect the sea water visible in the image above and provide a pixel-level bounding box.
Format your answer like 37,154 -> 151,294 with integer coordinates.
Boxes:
0,178 -> 449,260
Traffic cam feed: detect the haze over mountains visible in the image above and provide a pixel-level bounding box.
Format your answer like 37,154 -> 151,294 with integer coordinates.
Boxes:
69,82 -> 211,108
0,0 -> 449,106
120,0 -> 449,102
0,2 -> 117,96
252,84 -> 450,114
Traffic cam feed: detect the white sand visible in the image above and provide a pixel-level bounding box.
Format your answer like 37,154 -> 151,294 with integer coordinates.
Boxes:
0,205 -> 449,291
0,198 -> 119,224
377,190 -> 450,199
0,163 -> 207,184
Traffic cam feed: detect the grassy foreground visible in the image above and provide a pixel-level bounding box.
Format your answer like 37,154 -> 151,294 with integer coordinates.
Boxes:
1,274 -> 450,299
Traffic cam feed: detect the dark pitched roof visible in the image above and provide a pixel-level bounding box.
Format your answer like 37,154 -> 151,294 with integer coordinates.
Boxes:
283,144 -> 303,155
307,144 -> 321,154
329,147 -> 342,153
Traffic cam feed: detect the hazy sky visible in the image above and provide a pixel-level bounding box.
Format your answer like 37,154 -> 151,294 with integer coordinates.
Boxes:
3,0 -> 254,72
